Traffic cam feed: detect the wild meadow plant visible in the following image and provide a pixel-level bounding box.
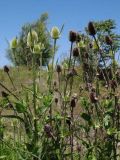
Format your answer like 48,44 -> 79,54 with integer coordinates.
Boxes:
0,21 -> 120,160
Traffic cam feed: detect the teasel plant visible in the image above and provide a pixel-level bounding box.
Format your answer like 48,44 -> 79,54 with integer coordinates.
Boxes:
10,37 -> 21,73
3,65 -> 16,90
47,26 -> 63,125
0,21 -> 120,160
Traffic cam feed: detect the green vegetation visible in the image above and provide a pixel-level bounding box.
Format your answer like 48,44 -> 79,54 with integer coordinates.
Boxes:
7,13 -> 53,66
0,20 -> 120,160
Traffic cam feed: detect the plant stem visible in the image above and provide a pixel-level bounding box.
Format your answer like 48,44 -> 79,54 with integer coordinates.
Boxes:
0,82 -> 19,100
70,106 -> 74,160
7,72 -> 16,90
93,35 -> 110,86
32,53 -> 38,147
49,39 -> 57,124
68,42 -> 73,70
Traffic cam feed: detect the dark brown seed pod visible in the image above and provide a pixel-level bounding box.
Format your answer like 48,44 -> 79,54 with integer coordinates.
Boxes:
44,124 -> 52,137
53,81 -> 57,86
5,103 -> 13,109
73,47 -> 79,57
89,92 -> 98,103
55,97 -> 58,104
56,65 -> 62,73
89,42 -> 93,48
66,116 -> 71,126
69,31 -> 77,42
1,91 -> 9,98
4,65 -> 9,73
105,36 -> 112,45
70,98 -> 76,108
88,22 -> 96,36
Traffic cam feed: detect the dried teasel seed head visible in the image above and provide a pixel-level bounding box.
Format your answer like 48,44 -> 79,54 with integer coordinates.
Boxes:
55,97 -> 58,104
105,35 -> 113,45
73,47 -> 79,57
89,42 -> 93,48
89,92 -> 98,103
69,31 -> 77,42
53,81 -> 57,86
88,21 -> 96,36
4,65 -> 9,73
66,116 -> 71,126
1,91 -> 9,98
70,98 -> 76,108
6,103 -> 13,109
44,124 -> 52,134
56,65 -> 62,73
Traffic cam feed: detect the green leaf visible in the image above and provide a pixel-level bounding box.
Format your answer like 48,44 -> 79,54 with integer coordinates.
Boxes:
81,113 -> 91,122
15,101 -> 27,113
80,97 -> 90,110
107,128 -> 117,135
103,115 -> 111,128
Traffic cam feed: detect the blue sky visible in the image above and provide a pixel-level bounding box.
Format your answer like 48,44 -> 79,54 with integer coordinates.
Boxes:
0,0 -> 120,67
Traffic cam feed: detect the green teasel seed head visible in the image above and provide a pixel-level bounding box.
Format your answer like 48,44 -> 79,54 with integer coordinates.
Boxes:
33,43 -> 44,54
33,44 -> 41,54
51,26 -> 60,39
10,37 -> 18,49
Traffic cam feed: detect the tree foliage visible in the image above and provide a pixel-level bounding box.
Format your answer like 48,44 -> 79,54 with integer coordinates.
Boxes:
7,13 -> 53,66
77,19 -> 120,82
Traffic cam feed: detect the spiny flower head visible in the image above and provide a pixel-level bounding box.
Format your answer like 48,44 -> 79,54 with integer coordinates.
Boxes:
4,65 -> 9,73
10,37 -> 18,49
69,31 -> 77,42
88,21 -> 96,36
56,65 -> 62,73
73,47 -> 79,57
27,30 -> 38,47
51,26 -> 60,39
33,43 -> 44,54
105,35 -> 113,45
